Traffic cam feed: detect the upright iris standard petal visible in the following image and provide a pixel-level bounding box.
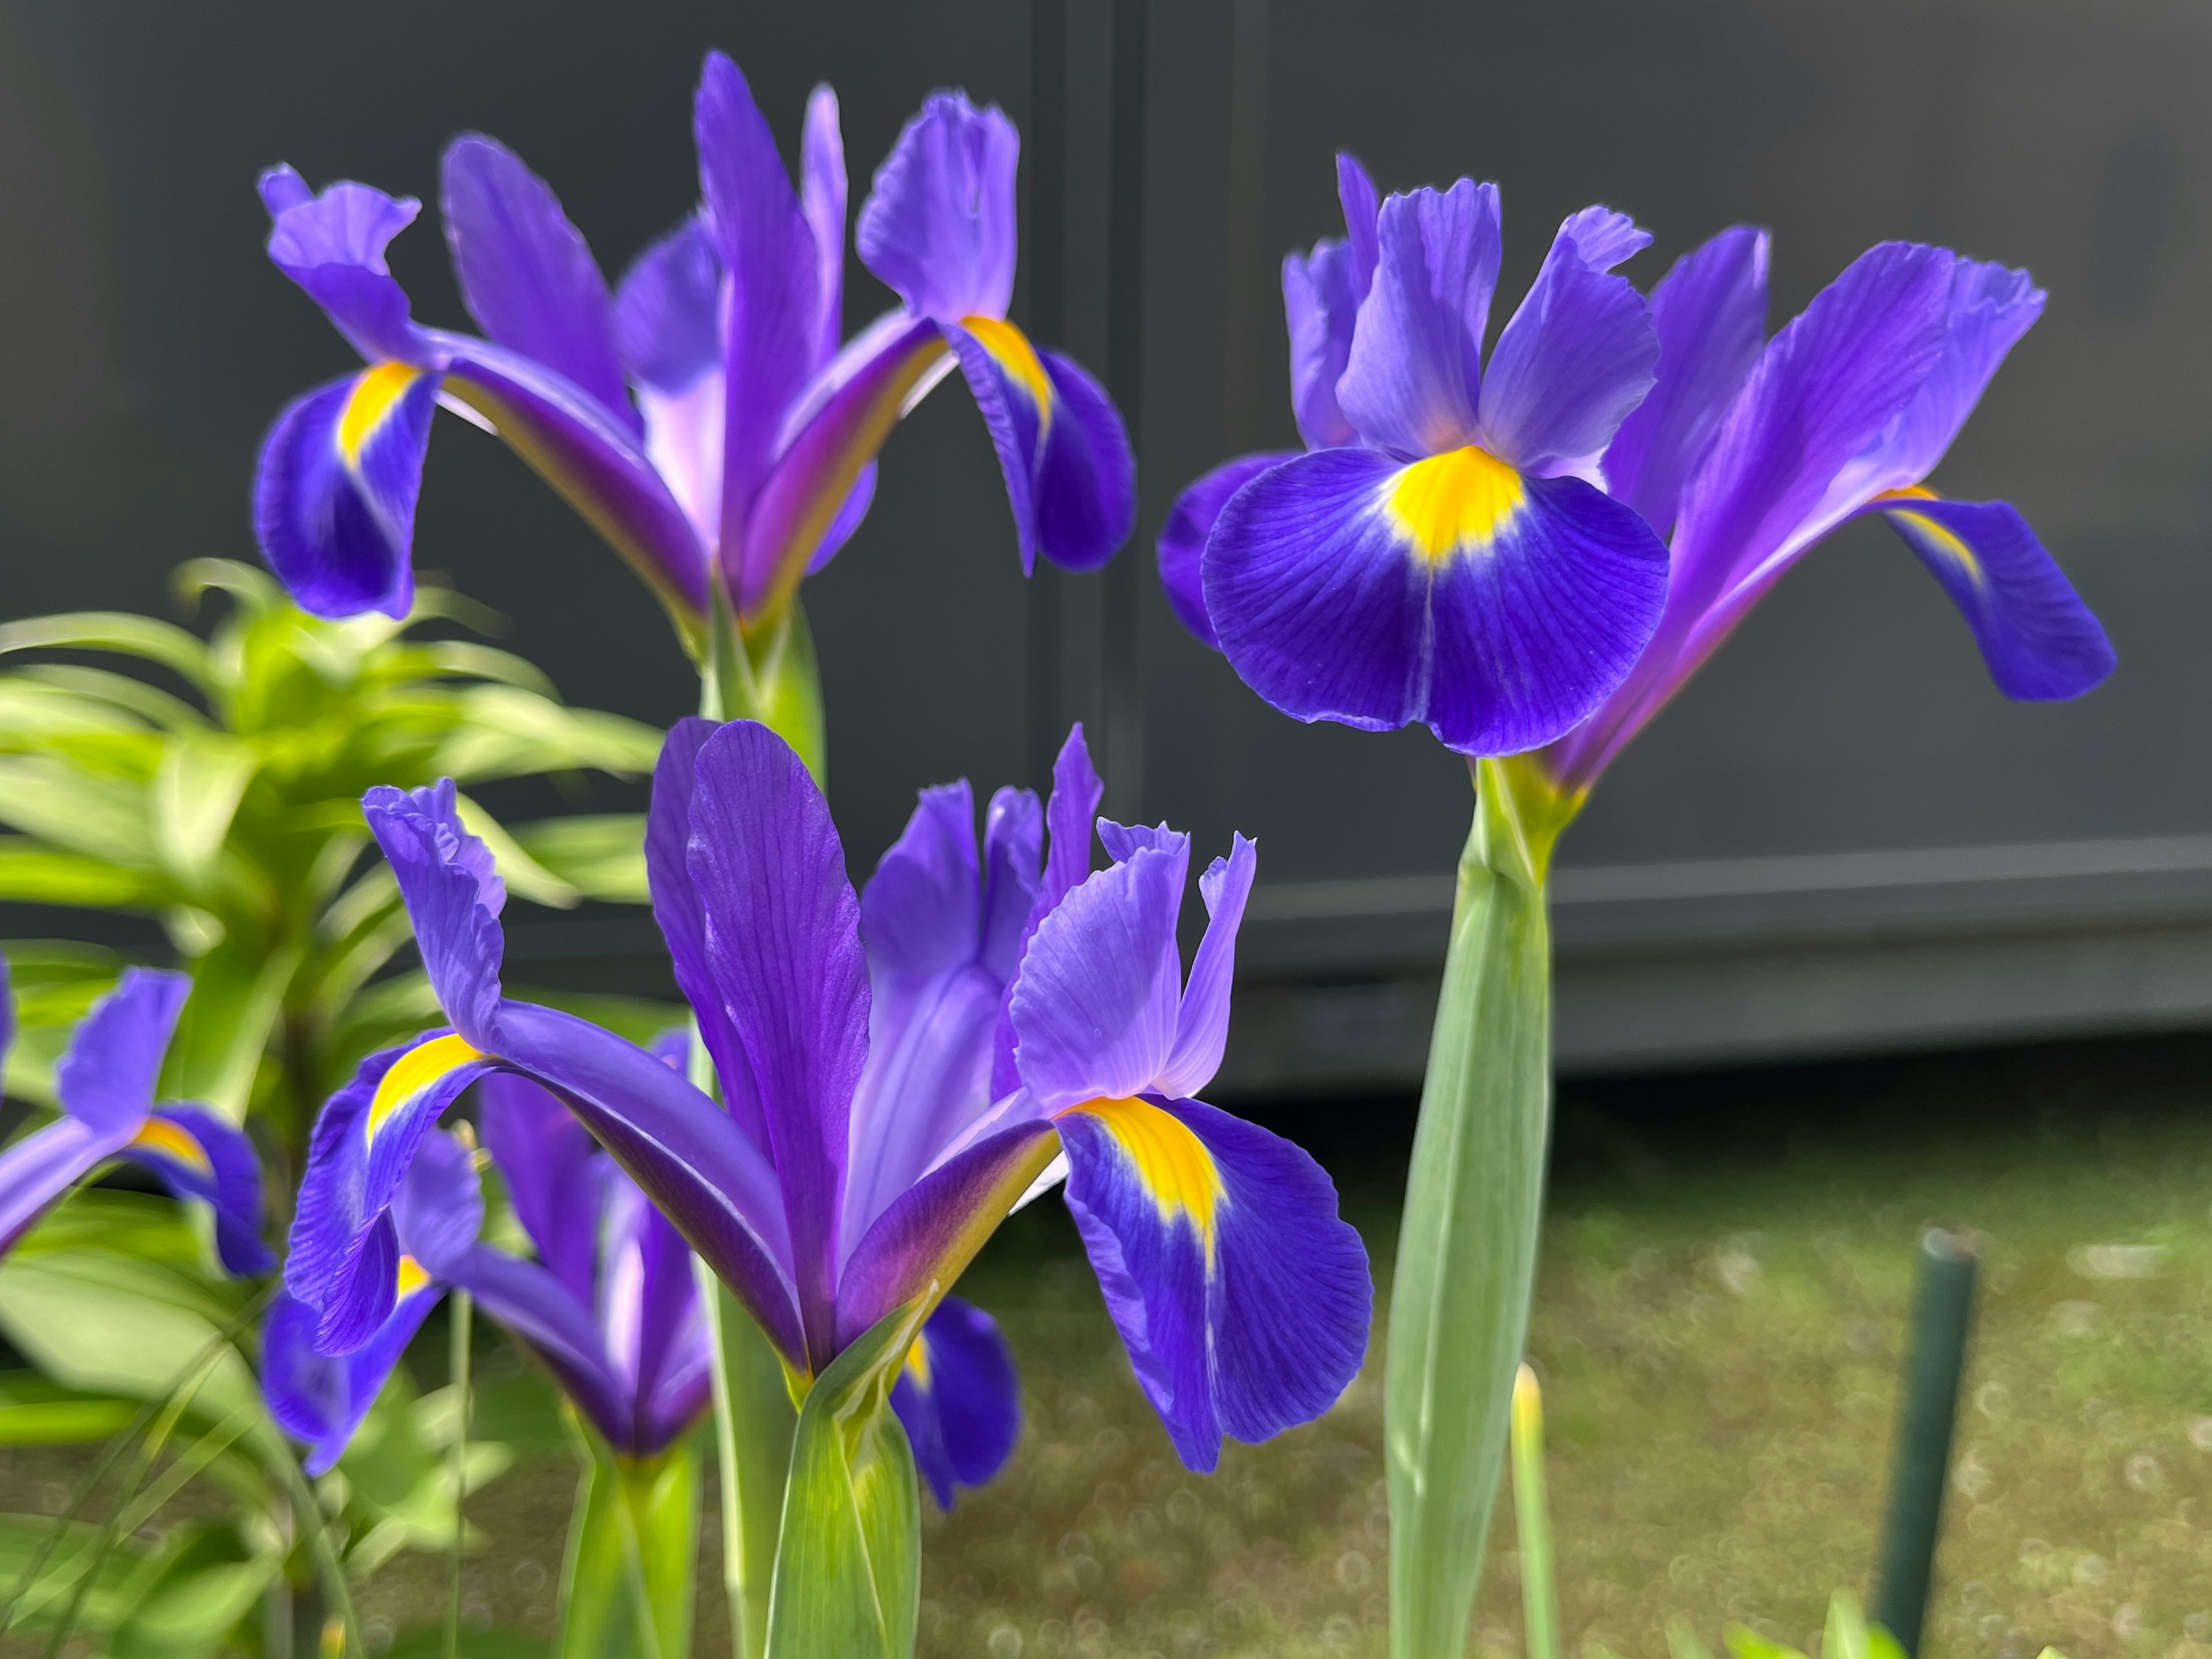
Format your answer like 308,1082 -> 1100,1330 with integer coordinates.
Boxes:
1600,225 -> 1770,537
1207,446 -> 1668,753
1285,243 -> 1363,452
253,365 -> 440,622
681,721 -> 871,1363
1857,260 -> 2046,496
260,169 -> 426,363
988,725 -> 1104,1100
1056,1095 -> 1369,1473
799,84 -> 849,367
441,135 -> 639,433
479,1070 -> 602,1305
1158,454 -> 1295,650
890,1296 -> 1021,1509
1336,181 -> 1501,457
54,967 -> 189,1136
1156,836 -> 1257,1099
1476,210 -> 1658,478
857,94 -> 1019,324
1872,494 -> 2115,699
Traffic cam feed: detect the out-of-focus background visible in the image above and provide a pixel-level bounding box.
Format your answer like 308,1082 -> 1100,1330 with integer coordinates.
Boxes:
4,3 -> 2211,1654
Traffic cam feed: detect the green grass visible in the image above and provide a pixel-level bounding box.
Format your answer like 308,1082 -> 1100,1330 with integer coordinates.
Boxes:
15,1035 -> 2212,1657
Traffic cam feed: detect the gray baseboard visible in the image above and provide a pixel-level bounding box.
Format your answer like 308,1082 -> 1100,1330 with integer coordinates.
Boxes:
1216,834 -> 2212,1095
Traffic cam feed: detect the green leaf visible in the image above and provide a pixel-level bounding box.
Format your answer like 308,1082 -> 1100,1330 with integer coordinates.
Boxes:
153,726 -> 259,887
0,611 -> 211,689
0,940 -> 124,1106
438,685 -> 663,781
1385,755 -> 1574,1659
13,664 -> 209,730
0,675 -> 153,740
161,931 -> 302,1122
509,815 -> 651,904
108,1522 -> 281,1659
0,756 -> 156,865
0,842 -> 169,911
1666,1618 -> 1719,1659
0,1374 -> 137,1445
1824,1590 -> 1870,1659
1509,1366 -> 1559,1659
763,1302 -> 923,1659
1724,1628 -> 1806,1659
557,1431 -> 702,1659
704,1277 -> 799,1659
0,1512 -> 151,1634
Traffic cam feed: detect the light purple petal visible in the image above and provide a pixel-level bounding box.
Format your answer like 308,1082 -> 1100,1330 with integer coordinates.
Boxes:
616,215 -> 724,393
1206,445 -> 1669,755
1009,843 -> 1187,1112
0,1118 -> 118,1258
695,51 -> 821,579
1336,153 -> 1380,298
989,725 -> 1103,1100
1336,181 -> 1500,459
253,365 -> 441,621
600,1172 -> 710,1455
1284,241 -> 1362,452
55,967 -> 186,1137
1157,835 -> 1256,1099
1873,494 -> 2115,700
1859,259 -> 2046,493
447,1243 -> 634,1450
1055,1094 -> 1369,1472
260,168 -> 426,363
1478,208 -> 1658,478
684,721 -> 869,1366
1601,225 -> 1770,537
478,1072 -> 600,1306
440,135 -> 638,433
390,1126 -> 484,1278
857,93 -> 1020,324
800,84 -> 849,368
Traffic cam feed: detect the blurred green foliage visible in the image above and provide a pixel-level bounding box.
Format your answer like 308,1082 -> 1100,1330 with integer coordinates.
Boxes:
0,558 -> 664,1176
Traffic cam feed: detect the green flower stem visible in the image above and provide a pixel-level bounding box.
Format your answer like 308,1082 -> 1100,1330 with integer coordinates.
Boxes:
445,1289 -> 472,1659
1510,1365 -> 1560,1659
1385,755 -> 1577,1659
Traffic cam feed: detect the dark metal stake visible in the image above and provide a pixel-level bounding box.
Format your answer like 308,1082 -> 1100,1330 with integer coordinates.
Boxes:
1873,1228 -> 1980,1656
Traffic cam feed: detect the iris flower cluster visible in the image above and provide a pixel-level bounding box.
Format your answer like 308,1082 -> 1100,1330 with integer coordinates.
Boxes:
277,729 -> 1370,1490
1161,155 -> 2115,770
253,53 -> 1134,647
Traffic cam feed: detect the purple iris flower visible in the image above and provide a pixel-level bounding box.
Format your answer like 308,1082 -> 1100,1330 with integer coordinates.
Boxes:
1537,232 -> 2115,793
0,960 -> 270,1274
285,728 -> 1368,1476
252,53 -> 1132,643
266,1062 -> 714,1475
1162,154 -> 1672,755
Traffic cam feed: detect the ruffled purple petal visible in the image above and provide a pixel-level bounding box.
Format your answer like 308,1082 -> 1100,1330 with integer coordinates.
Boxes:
259,167 -> 426,363
363,780 -> 505,1046
989,726 -> 1103,1100
56,968 -> 187,1137
126,1107 -> 272,1275
891,1296 -> 1021,1508
683,721 -> 868,1366
1156,835 -> 1256,1100
1873,494 -> 2115,700
1601,225 -> 1770,538
1009,840 -> 1187,1112
857,93 -> 1019,324
1860,259 -> 2046,497
253,365 -> 440,621
1336,181 -> 1500,458
1206,445 -> 1669,755
696,51 -> 822,578
1477,208 -> 1658,478
1159,454 -> 1292,651
478,1072 -> 600,1306
1056,1096 -> 1369,1472
440,135 -> 638,434
1336,153 -> 1380,299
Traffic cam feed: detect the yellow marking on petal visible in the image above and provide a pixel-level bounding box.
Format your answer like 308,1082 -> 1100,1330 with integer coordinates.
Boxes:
363,1033 -> 487,1146
394,1254 -> 432,1299
904,1335 -> 933,1392
960,314 -> 1055,434
1062,1096 -> 1223,1266
1887,507 -> 1984,586
1875,484 -> 1938,502
1385,445 -> 1527,566
336,361 -> 423,465
128,1116 -> 213,1178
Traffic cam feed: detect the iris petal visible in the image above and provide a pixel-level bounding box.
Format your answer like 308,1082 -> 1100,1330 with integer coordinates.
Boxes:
1206,445 -> 1669,755
1056,1094 -> 1369,1472
264,1286 -> 442,1477
890,1297 -> 1021,1508
253,366 -> 440,622
1873,494 -> 2115,700
362,781 -> 506,1046
126,1107 -> 273,1275
55,968 -> 188,1137
1158,453 -> 1293,651
857,93 -> 1020,324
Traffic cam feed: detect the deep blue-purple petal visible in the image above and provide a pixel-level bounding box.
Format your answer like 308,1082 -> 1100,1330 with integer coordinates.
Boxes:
1336,181 -> 1499,457
1874,495 -> 2115,701
362,780 -> 505,1045
616,215 -> 724,394
446,1242 -> 635,1451
891,1295 -> 1021,1508
129,1107 -> 272,1275
264,1286 -> 442,1478
857,94 -> 1019,324
988,725 -> 1102,1100
1033,346 -> 1137,573
478,1072 -> 600,1306
1159,453 -> 1293,651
